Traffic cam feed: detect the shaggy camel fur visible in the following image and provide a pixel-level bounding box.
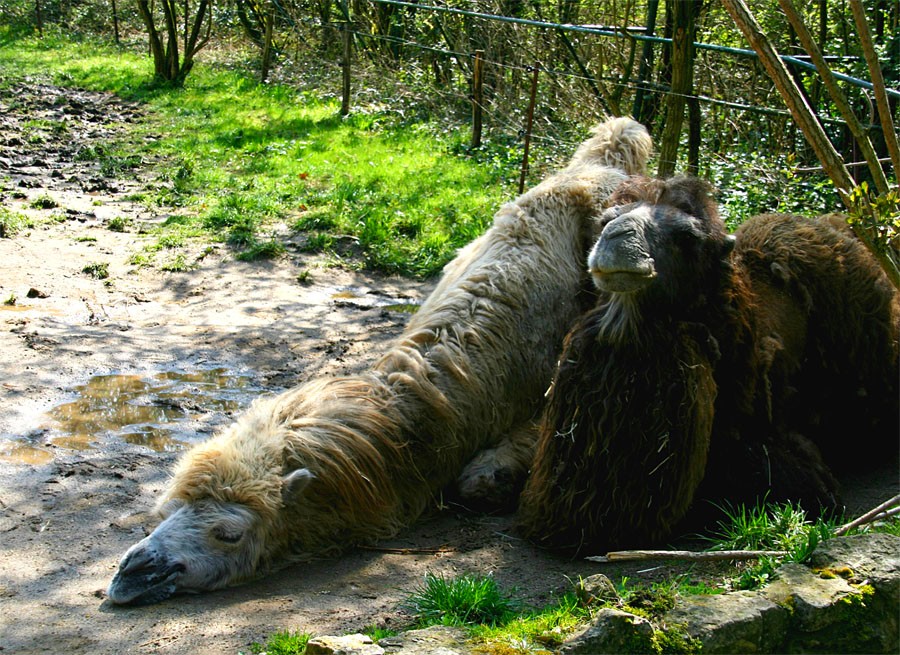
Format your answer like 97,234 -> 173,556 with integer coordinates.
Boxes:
106,117 -> 653,605
518,175 -> 899,555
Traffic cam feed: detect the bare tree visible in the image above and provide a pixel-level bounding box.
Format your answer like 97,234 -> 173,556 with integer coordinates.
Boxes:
137,0 -> 213,85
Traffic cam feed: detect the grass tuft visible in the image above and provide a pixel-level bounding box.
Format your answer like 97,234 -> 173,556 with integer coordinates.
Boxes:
703,498 -> 839,590
0,206 -> 31,237
107,216 -> 129,232
401,572 -> 521,628
237,240 -> 285,261
82,261 -> 110,279
471,592 -> 589,649
29,193 -> 59,209
246,630 -> 310,655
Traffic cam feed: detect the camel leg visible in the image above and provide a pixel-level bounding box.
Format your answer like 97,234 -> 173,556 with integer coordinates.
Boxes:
456,422 -> 538,511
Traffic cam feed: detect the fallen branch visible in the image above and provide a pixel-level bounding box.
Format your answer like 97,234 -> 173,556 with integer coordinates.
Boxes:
586,549 -> 787,563
835,493 -> 900,537
360,545 -> 455,555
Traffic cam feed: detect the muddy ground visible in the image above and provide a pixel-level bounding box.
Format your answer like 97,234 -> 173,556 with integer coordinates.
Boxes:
0,82 -> 896,655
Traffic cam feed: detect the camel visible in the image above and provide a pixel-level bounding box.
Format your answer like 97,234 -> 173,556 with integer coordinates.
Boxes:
518,175 -> 899,554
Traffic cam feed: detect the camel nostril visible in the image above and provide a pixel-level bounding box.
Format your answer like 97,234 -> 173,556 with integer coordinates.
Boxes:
602,225 -> 637,241
119,548 -> 156,575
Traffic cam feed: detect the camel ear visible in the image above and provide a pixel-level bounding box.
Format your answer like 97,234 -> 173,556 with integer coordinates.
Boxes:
156,497 -> 186,519
282,468 -> 315,503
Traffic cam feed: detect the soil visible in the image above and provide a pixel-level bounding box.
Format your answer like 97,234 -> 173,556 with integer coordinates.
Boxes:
0,82 -> 896,655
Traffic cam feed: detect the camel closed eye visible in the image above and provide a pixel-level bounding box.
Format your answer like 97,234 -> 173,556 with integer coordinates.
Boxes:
211,527 -> 244,544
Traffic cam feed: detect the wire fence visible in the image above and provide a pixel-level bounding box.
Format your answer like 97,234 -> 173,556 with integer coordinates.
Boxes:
271,1 -> 895,187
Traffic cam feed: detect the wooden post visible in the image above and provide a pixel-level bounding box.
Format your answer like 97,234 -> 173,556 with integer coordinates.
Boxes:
341,22 -> 352,117
35,0 -> 43,37
111,0 -> 120,44
518,64 -> 540,194
724,0 -> 900,290
471,49 -> 484,148
261,4 -> 274,82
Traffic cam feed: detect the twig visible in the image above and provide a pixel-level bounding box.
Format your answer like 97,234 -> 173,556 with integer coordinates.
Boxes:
586,549 -> 787,563
360,545 -> 455,555
835,493 -> 900,537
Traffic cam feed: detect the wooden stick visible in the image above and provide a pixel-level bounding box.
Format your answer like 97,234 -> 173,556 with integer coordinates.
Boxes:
360,545 -> 455,555
586,549 -> 787,563
835,493 -> 900,537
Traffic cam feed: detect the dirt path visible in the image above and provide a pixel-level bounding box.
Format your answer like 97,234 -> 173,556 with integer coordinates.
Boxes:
0,83 -> 896,655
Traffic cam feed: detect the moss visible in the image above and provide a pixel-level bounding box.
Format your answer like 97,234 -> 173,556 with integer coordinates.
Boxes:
652,623 -> 703,654
842,583 -> 875,609
812,566 -> 855,580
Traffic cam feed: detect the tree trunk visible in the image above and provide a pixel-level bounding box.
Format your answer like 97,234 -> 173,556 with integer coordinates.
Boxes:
136,0 -> 211,85
111,0 -> 120,44
687,95 -> 700,176
657,0 -> 697,177
632,0 -> 659,127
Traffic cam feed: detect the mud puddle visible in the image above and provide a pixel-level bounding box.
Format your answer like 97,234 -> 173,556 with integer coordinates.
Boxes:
0,368 -> 265,465
329,285 -> 421,314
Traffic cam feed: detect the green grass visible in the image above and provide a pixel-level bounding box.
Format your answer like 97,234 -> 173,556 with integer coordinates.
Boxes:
82,261 -> 110,279
470,592 -> 591,649
0,31 -> 517,277
703,498 -> 839,590
245,630 -> 310,655
0,206 -> 31,236
29,193 -> 59,209
401,572 -> 521,628
107,216 -> 129,232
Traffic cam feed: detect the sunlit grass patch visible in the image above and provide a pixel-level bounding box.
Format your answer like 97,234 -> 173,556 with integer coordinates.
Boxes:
0,206 -> 31,236
470,592 -> 590,650
245,629 -> 310,655
0,34 -> 517,277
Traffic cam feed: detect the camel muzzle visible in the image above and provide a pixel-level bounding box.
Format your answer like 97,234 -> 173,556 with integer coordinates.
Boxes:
107,543 -> 185,606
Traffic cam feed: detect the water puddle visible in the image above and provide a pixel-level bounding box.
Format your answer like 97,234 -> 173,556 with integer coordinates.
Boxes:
0,368 -> 261,465
330,286 -> 420,313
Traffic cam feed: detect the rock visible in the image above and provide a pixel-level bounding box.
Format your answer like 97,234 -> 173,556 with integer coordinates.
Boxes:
667,589 -> 789,653
762,562 -> 862,632
573,573 -> 619,606
26,287 -> 49,298
305,633 -> 384,655
808,532 -> 900,592
379,625 -> 469,654
666,534 -> 900,654
805,532 -> 900,653
559,608 -> 656,654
